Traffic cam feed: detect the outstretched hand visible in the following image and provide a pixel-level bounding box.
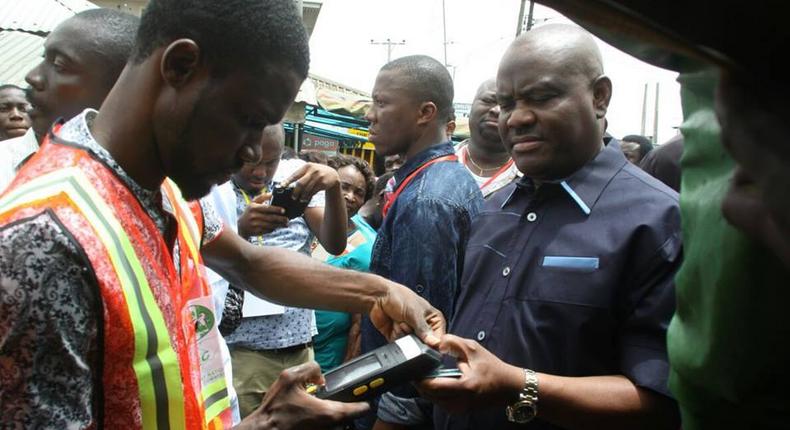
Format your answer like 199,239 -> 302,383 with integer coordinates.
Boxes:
369,282 -> 445,348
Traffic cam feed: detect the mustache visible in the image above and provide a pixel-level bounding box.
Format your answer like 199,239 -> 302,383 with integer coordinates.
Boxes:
509,126 -> 537,136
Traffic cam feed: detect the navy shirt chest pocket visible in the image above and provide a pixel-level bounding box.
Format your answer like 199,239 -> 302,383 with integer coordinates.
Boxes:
519,251 -> 617,309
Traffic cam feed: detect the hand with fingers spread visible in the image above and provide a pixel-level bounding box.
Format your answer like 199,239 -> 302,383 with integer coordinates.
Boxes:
369,282 -> 446,348
280,162 -> 341,203
416,334 -> 523,414
237,192 -> 289,237
236,361 -> 370,430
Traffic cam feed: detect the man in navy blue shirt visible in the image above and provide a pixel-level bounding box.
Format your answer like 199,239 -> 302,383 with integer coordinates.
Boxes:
360,55 -> 483,429
420,25 -> 681,430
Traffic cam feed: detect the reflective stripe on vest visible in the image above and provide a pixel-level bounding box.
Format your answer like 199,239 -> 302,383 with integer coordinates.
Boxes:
161,179 -> 233,427
0,167 -> 187,430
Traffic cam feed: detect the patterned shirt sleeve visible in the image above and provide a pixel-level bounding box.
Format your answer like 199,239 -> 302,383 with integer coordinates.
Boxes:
0,212 -> 100,429
199,195 -> 224,245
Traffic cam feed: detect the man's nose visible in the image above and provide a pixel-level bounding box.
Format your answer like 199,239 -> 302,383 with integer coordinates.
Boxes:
506,104 -> 536,129
364,106 -> 375,123
10,107 -> 25,120
25,63 -> 45,91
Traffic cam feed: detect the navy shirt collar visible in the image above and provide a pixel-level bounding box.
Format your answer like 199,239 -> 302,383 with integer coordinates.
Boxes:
511,137 -> 627,216
394,142 -> 456,185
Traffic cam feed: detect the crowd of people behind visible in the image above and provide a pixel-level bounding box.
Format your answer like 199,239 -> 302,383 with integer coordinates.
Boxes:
1,0 -> 788,429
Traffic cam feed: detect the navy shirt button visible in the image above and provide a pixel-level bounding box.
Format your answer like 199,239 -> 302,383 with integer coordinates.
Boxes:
477,330 -> 486,341
415,284 -> 425,293
527,212 -> 537,222
502,266 -> 511,277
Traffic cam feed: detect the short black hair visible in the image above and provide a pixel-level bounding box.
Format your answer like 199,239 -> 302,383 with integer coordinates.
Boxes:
622,134 -> 654,157
132,0 -> 309,79
381,55 -> 454,122
0,84 -> 24,93
332,154 -> 375,201
72,9 -> 140,88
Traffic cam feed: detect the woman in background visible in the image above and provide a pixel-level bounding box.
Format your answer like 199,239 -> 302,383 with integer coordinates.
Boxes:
312,154 -> 377,372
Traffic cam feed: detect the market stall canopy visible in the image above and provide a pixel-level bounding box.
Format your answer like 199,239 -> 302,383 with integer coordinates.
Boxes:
0,0 -> 96,85
0,0 -> 97,36
0,31 -> 44,86
315,88 -> 371,118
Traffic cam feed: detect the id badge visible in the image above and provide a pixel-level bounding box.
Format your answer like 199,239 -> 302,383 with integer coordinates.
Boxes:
187,295 -> 226,387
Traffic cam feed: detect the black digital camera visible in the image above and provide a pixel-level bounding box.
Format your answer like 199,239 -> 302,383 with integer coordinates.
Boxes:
270,182 -> 309,219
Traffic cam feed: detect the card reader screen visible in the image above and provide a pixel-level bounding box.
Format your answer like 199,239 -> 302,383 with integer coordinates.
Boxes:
325,355 -> 382,391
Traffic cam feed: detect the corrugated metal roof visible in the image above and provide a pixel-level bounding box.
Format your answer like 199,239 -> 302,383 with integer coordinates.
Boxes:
0,30 -> 44,86
0,0 -> 97,35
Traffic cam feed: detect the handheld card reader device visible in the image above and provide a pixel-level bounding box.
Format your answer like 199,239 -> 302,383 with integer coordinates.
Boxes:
309,335 -> 441,402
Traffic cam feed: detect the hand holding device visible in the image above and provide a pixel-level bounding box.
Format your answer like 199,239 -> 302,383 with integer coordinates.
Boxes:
369,282 -> 445,347
307,335 -> 441,402
280,162 -> 341,204
237,192 -> 289,237
239,361 -> 369,430
416,334 -> 526,414
270,183 -> 310,219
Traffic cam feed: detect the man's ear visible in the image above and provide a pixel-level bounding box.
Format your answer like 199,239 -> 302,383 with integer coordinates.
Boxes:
592,75 -> 612,119
416,101 -> 438,125
160,39 -> 202,88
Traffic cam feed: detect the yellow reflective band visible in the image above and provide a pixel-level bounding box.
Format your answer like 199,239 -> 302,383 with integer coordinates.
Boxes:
0,168 -> 187,430
163,179 -> 202,264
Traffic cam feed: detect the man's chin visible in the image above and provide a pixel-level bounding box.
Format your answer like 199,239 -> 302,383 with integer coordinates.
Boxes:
4,128 -> 28,139
171,177 -> 213,201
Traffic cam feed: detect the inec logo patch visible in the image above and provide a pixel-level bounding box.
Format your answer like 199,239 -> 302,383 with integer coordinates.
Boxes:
190,305 -> 215,340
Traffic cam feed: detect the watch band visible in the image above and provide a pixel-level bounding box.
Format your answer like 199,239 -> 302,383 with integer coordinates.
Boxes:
521,368 -> 539,403
506,368 -> 539,423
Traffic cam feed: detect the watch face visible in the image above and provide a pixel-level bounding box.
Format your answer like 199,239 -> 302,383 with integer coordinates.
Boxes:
512,402 -> 536,423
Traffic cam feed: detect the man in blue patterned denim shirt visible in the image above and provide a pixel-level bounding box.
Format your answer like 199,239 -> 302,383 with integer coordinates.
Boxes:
360,55 -> 483,429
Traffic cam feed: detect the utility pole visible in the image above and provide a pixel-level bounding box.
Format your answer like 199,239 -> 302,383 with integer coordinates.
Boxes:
526,0 -> 535,31
370,38 -> 406,63
516,0 -> 527,36
516,0 -> 537,35
653,82 -> 660,143
640,83 -> 648,135
442,0 -> 448,66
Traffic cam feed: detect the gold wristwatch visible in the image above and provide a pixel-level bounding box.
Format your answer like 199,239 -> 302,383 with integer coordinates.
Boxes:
506,368 -> 538,424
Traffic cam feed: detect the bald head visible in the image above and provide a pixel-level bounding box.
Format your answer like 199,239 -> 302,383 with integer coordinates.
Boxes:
474,78 -> 497,100
496,24 -> 612,180
508,24 -> 604,82
469,77 -> 503,150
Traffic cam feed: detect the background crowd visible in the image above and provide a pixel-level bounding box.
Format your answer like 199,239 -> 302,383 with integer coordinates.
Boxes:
1,0 -> 788,430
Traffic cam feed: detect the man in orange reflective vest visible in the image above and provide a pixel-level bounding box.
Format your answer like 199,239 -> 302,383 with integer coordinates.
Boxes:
0,1 -> 444,429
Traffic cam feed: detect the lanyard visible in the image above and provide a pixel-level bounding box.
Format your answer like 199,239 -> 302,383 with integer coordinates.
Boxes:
461,145 -> 515,191
239,185 -> 268,244
381,154 -> 458,218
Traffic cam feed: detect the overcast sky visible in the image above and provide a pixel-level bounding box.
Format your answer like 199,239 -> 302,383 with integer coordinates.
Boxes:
308,0 -> 683,144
